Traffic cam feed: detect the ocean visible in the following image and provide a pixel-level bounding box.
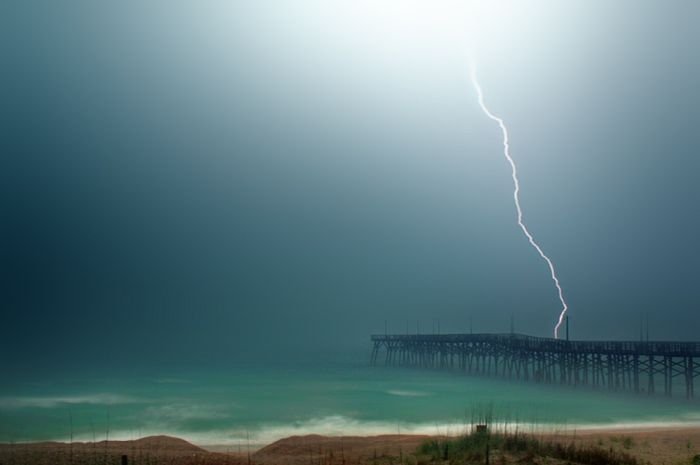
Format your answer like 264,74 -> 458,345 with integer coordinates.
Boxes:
1,358 -> 698,447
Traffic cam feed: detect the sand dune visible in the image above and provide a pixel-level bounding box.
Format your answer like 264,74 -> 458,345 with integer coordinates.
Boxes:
0,435 -> 238,465
254,434 -> 429,465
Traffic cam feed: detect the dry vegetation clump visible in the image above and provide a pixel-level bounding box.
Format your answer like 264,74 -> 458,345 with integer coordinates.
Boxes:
417,429 -> 647,465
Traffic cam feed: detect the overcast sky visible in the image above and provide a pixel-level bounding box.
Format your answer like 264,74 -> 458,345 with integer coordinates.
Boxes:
2,1 -> 699,373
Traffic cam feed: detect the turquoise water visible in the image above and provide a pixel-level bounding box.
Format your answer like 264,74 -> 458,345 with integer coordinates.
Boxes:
2,360 -> 699,446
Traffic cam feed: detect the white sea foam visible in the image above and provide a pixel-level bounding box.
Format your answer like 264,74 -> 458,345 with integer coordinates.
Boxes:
386,390 -> 431,397
142,403 -> 232,422
0,393 -> 141,409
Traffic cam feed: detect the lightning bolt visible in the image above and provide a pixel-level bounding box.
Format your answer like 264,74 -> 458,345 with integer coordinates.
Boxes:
469,63 -> 569,339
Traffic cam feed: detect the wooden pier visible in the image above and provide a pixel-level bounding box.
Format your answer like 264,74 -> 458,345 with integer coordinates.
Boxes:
370,333 -> 700,398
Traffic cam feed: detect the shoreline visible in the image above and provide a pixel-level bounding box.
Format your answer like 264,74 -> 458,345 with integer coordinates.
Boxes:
6,420 -> 700,450
211,425 -> 700,464
195,423 -> 700,451
4,424 -> 700,464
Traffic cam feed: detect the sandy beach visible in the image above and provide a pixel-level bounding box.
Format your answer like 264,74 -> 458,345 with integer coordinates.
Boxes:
2,425 -> 700,464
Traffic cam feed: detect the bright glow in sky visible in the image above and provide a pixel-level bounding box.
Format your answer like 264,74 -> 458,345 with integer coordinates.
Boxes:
296,0 -> 555,62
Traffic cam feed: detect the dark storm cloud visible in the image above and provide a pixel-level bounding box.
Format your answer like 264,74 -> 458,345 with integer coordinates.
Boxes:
1,1 -> 699,373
